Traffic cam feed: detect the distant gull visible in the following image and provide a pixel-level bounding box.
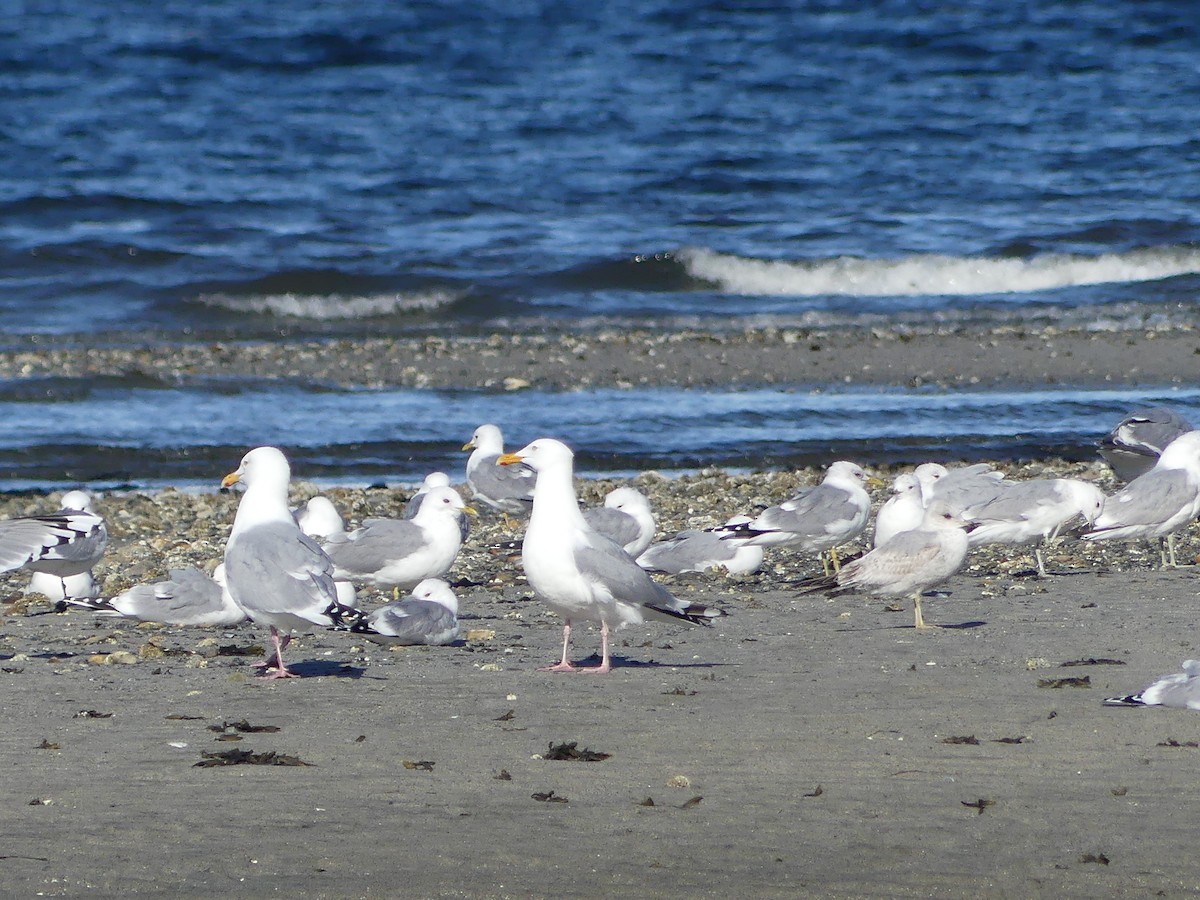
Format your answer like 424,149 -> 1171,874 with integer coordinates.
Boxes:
404,472 -> 451,518
499,438 -> 724,673
1104,660 -> 1200,710
1081,430 -> 1200,568
915,462 -> 1007,515
582,487 -> 657,558
0,488 -> 107,598
222,446 -> 368,679
872,473 -> 925,548
1100,406 -> 1194,483
961,477 -> 1105,576
320,486 -> 474,590
294,496 -> 346,539
719,461 -> 876,573
334,577 -> 460,646
69,564 -> 248,626
463,424 -> 536,519
638,516 -> 763,575
800,503 -> 970,630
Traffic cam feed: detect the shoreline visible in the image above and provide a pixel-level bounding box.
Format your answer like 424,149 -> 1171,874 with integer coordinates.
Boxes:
1,324 -> 1197,391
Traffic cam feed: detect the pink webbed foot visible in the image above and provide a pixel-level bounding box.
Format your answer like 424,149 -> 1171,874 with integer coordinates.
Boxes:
538,661 -> 579,673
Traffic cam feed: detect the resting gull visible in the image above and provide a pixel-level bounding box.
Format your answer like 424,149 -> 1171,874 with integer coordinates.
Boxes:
463,424 -> 536,519
638,516 -> 763,576
221,446 -> 368,679
334,577 -> 460,646
872,473 -> 925,549
294,496 -> 346,539
1100,406 -> 1193,484
582,487 -> 657,558
1104,660 -> 1200,710
915,463 -> 1007,515
69,564 -> 248,626
499,438 -> 723,673
0,488 -> 107,598
1081,430 -> 1200,568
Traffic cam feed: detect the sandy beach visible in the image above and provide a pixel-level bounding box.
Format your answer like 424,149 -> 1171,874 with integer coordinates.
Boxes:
2,446 -> 1200,897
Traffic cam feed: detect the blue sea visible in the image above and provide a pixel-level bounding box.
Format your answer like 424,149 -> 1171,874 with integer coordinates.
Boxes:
3,1 -> 1200,489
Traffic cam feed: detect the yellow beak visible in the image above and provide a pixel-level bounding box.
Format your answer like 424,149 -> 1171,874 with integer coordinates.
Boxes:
221,471 -> 241,489
867,476 -> 886,488
461,440 -> 476,452
463,505 -> 479,518
496,452 -> 524,466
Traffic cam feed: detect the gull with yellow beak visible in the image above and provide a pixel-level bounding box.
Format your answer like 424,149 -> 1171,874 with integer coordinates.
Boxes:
221,446 -> 369,679
499,438 -> 724,674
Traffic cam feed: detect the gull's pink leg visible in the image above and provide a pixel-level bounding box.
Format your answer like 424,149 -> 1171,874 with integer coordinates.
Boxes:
258,627 -> 299,679
579,621 -> 612,674
538,621 -> 578,673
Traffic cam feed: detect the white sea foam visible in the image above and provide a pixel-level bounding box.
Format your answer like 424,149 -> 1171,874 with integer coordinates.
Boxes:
677,245 -> 1200,297
197,289 -> 460,320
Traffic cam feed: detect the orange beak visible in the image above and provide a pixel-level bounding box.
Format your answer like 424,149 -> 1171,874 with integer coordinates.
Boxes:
496,452 -> 524,466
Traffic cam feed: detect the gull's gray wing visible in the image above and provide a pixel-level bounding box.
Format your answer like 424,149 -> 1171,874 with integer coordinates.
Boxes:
224,521 -> 341,623
573,534 -> 715,624
639,530 -> 736,573
365,599 -> 459,645
468,455 -> 536,507
1094,468 -> 1194,529
755,483 -> 858,535
0,513 -> 107,573
582,507 -> 640,549
322,518 -> 429,574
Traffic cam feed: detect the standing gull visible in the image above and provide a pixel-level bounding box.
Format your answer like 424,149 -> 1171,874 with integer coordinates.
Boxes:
800,503 -> 970,630
0,488 -> 107,597
1081,430 -> 1200,568
872,473 -> 925,548
583,487 -> 657,558
69,564 -> 248,626
638,516 -> 763,576
222,446 -> 368,679
1100,406 -> 1193,483
499,438 -> 723,673
463,424 -> 536,519
1104,660 -> 1200,710
719,461 -> 877,573
334,577 -> 460,646
320,486 -> 474,590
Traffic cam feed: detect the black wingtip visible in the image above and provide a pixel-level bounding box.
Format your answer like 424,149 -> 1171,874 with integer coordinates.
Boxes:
324,602 -> 371,632
1102,694 -> 1148,707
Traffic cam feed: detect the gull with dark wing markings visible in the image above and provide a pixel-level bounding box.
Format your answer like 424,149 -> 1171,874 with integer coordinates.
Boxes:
1100,406 -> 1193,484
0,488 -> 107,599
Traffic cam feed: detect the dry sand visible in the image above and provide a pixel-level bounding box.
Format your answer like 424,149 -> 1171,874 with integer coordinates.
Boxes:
2,459 -> 1200,898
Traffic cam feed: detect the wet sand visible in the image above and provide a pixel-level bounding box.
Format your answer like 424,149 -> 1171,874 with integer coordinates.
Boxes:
3,459 -> 1200,897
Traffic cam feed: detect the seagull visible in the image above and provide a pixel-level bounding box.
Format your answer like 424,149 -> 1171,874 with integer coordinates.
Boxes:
1081,430 -> 1200,568
221,446 -> 369,679
333,577 -> 460,646
69,564 -> 248,626
961,478 -> 1106,576
293,496 -> 346,539
0,488 -> 107,597
915,462 -> 1007,515
498,438 -> 724,673
872,473 -> 925,548
799,503 -> 970,630
463,424 -> 536,520
638,516 -> 763,576
718,461 -> 877,574
1100,406 -> 1194,484
405,472 -> 470,543
582,487 -> 657,558
1104,660 -> 1200,710
320,486 -> 475,590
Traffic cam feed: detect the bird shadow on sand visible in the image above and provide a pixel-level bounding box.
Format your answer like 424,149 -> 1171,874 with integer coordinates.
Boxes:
267,660 -> 369,679
561,654 -> 734,671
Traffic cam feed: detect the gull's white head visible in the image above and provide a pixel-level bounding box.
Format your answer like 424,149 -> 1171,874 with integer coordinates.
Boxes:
420,471 -> 451,491
222,446 -> 291,492
413,485 -> 476,521
411,577 -> 458,613
463,423 -> 505,454
59,490 -> 95,513
603,487 -> 651,513
498,438 -> 574,472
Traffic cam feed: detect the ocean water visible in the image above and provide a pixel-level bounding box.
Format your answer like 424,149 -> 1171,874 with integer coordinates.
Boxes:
3,1 -> 1199,488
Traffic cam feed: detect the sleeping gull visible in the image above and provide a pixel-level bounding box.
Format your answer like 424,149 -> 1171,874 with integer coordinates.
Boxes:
499,438 -> 724,673
961,478 -> 1106,576
1104,660 -> 1200,710
69,564 -> 248,626
294,496 -> 346,539
221,446 -> 368,679
463,424 -> 536,519
718,461 -> 876,573
320,486 -> 474,590
582,487 -> 657,558
0,488 -> 107,597
1100,406 -> 1194,483
800,502 -> 970,630
638,516 -> 763,575
872,473 -> 925,548
333,577 -> 460,646
1081,430 -> 1200,568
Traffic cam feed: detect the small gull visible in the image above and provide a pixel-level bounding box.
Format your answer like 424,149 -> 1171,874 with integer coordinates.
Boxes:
872,473 -> 925,548
320,486 -> 475,590
404,472 -> 451,518
334,577 -> 460,646
719,461 -> 876,573
638,516 -> 763,575
463,424 -> 537,519
294,496 -> 346,539
1100,406 -> 1194,483
961,478 -> 1106,576
1081,430 -> 1200,568
582,487 -> 657,558
0,488 -> 107,596
801,503 -> 970,630
499,438 -> 724,673
69,564 -> 248,626
222,446 -> 368,679
1104,660 -> 1200,710
915,462 -> 1007,515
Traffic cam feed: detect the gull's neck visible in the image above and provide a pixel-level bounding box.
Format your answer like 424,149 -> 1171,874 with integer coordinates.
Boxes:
232,481 -> 293,535
528,459 -> 584,532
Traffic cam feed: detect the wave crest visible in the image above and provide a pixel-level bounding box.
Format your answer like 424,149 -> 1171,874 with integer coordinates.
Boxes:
677,245 -> 1200,297
196,289 -> 461,320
